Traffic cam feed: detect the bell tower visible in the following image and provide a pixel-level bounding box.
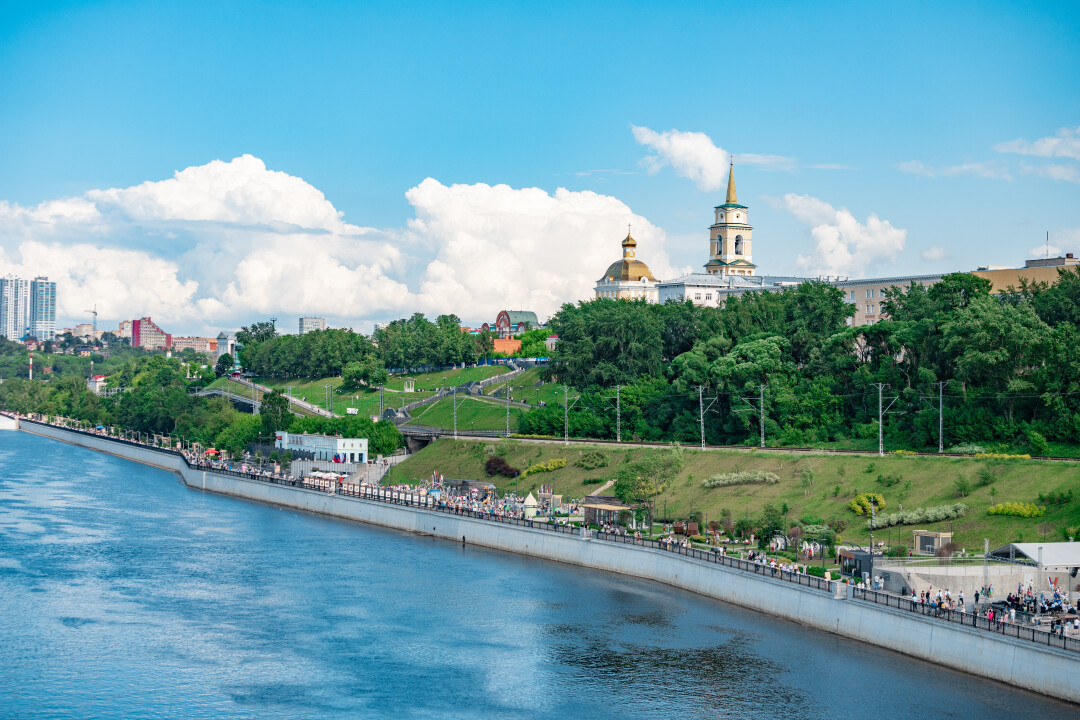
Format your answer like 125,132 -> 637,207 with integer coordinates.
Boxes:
704,159 -> 756,276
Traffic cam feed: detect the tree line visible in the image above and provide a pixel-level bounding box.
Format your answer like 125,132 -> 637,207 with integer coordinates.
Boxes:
0,354 -> 403,456
520,270 -> 1080,452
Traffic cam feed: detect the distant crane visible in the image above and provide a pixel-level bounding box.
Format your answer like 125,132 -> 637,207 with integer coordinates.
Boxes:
84,304 -> 98,334
269,316 -> 277,331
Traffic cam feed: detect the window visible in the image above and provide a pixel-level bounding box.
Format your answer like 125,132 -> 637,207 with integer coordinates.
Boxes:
734,235 -> 744,254
705,293 -> 712,300
694,293 -> 701,300
848,290 -> 854,300
865,304 -> 873,314
865,289 -> 873,298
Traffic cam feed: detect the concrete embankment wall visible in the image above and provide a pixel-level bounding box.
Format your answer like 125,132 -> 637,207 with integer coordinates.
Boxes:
20,420 -> 1080,705
0,414 -> 19,430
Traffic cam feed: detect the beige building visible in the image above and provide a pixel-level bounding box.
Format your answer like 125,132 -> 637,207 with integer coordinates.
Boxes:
972,255 -> 1079,294
171,336 -> 218,354
594,230 -> 659,302
834,274 -> 944,327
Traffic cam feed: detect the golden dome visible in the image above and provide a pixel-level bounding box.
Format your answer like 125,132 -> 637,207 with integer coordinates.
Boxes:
601,258 -> 657,282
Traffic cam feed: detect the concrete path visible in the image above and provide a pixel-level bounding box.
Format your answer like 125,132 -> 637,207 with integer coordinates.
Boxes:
589,479 -> 615,496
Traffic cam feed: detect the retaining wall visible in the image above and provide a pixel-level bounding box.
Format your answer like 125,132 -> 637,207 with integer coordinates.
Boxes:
18,420 -> 1080,705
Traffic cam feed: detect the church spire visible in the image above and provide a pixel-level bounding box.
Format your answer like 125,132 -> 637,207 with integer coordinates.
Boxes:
725,157 -> 737,204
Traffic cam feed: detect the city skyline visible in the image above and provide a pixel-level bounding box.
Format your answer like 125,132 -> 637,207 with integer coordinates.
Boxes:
1,2 -> 1078,335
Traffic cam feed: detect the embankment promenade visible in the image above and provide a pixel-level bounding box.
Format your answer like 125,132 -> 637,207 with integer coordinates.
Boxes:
10,415 -> 1080,705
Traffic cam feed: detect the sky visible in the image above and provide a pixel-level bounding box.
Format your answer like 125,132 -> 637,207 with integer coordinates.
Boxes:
0,0 -> 1078,336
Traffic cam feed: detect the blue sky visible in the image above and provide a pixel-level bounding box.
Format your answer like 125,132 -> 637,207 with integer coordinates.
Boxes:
1,1 -> 1078,334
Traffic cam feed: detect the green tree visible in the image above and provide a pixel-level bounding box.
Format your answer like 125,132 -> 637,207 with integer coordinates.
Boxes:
260,389 -> 291,436
214,353 -> 234,377
613,446 -> 684,526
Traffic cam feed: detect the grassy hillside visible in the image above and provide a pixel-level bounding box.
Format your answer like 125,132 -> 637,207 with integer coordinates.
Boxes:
483,367 -> 563,406
403,395 -> 525,433
388,438 -> 1080,550
253,366 -> 512,417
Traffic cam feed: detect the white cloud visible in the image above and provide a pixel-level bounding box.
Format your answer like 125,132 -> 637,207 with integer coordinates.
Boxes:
769,194 -> 906,278
897,160 -> 1012,180
631,126 -> 795,191
1021,163 -> 1080,183
0,156 -> 681,334
1028,244 -> 1063,258
405,178 -> 682,321
993,126 -> 1080,160
921,246 -> 948,261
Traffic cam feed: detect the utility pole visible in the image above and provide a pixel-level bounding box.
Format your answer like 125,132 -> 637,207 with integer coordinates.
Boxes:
868,499 -> 876,585
937,380 -> 948,453
505,379 -> 510,437
453,387 -> 458,438
616,385 -> 621,443
872,383 -> 898,456
696,386 -> 717,450
562,385 -> 581,445
564,385 -> 569,445
758,383 -> 766,448
379,385 -> 385,416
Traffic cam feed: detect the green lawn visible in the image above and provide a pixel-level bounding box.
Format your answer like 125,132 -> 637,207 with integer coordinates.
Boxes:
402,395 -> 525,433
388,438 -> 1080,550
482,366 -> 564,406
254,366 -> 513,417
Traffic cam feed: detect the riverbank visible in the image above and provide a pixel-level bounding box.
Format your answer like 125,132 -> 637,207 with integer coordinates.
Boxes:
17,418 -> 1080,705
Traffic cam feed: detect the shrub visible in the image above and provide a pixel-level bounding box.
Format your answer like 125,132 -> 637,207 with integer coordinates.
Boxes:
936,542 -> 961,558
689,534 -> 709,543
577,450 -> 609,470
868,503 -> 967,529
885,545 -> 909,557
947,443 -> 986,454
519,458 -> 566,478
987,502 -> 1045,518
876,473 -> 903,487
975,452 -> 1031,460
953,476 -> 972,497
1038,490 -> 1073,506
808,566 -> 826,578
849,493 -> 887,516
890,449 -> 916,456
582,477 -> 605,485
485,456 -> 520,478
976,465 -> 998,487
702,470 -> 780,488
800,514 -> 824,526
1025,430 -> 1050,456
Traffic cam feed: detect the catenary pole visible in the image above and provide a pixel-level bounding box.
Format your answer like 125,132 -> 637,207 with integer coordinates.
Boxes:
938,380 -> 947,453
453,387 -> 458,439
505,379 -> 510,438
759,383 -> 766,448
616,385 -> 621,443
698,386 -> 705,450
563,385 -> 569,445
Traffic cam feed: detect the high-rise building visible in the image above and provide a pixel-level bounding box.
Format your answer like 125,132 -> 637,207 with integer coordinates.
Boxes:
299,317 -> 326,334
131,317 -> 171,350
28,276 -> 56,341
0,275 -> 29,340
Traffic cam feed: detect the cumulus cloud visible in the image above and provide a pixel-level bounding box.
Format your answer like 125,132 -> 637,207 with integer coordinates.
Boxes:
632,126 -> 795,191
993,126 -> 1080,160
0,155 -> 680,334
897,160 -> 1012,180
405,179 -> 681,320
768,194 -> 906,278
921,246 -> 948,261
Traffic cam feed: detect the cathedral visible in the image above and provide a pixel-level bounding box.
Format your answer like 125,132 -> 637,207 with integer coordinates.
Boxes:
593,227 -> 659,302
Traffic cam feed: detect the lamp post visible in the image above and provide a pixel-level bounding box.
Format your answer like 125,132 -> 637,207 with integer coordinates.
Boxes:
868,499 -> 876,587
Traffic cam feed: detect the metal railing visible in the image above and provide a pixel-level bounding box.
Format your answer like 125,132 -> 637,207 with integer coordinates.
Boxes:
853,588 -> 1080,653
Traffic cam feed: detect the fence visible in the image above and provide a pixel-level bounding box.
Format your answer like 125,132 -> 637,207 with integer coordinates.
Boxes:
853,588 -> 1080,653
18,417 -> 1080,656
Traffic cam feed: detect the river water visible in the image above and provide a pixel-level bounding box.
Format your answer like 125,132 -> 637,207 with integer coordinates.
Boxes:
0,431 -> 1074,719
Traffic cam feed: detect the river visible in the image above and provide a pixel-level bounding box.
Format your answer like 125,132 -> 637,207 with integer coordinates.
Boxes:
0,430 -> 1074,719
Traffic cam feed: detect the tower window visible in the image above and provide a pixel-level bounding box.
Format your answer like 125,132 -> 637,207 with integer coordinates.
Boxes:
734,235 -> 744,254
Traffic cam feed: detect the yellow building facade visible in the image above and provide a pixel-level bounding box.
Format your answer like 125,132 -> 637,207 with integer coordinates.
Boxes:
705,161 -> 756,276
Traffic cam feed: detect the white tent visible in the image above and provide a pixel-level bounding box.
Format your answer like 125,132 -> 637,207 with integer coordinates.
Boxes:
988,543 -> 1080,571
